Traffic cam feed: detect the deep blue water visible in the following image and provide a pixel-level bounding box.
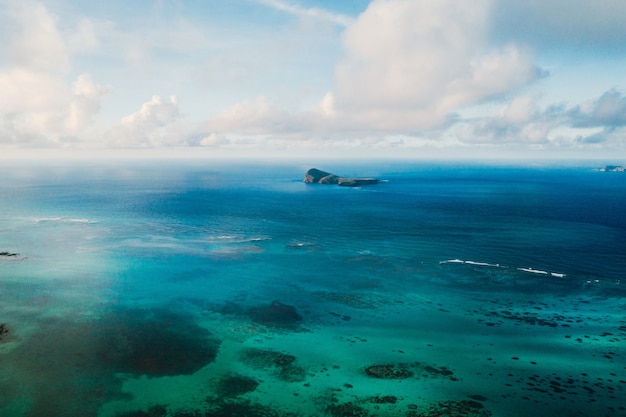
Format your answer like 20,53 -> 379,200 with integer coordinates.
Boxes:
0,161 -> 625,417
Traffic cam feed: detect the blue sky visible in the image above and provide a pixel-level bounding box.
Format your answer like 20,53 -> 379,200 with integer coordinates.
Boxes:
1,0 -> 625,159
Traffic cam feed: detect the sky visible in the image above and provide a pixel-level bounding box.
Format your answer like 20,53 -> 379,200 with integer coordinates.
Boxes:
1,0 -> 626,160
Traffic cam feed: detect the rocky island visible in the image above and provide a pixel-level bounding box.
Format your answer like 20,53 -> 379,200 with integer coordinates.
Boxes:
599,165 -> 625,172
304,168 -> 379,187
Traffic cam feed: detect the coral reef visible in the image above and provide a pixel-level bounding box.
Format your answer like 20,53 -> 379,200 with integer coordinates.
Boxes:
246,301 -> 303,329
215,374 -> 259,397
240,347 -> 306,382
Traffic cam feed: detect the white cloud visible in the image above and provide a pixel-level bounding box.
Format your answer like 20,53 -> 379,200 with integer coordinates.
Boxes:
199,133 -> 230,147
206,96 -> 302,135
329,0 -> 541,131
0,1 -> 110,147
1,0 -> 625,157
7,1 -> 69,72
453,89 -> 626,149
571,89 -> 626,128
255,0 -> 354,26
121,95 -> 179,129
212,0 -> 543,136
65,74 -> 109,133
108,95 -> 181,147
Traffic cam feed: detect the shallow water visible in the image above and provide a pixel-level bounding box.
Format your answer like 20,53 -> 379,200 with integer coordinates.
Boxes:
0,161 -> 625,417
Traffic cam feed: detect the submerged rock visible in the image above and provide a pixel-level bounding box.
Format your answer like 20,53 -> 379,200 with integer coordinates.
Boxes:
240,347 -> 306,382
304,168 -> 379,187
0,323 -> 9,342
414,399 -> 491,417
216,373 -> 259,397
96,308 -> 221,377
326,401 -> 370,417
365,364 -> 413,379
246,300 -> 303,328
115,405 -> 168,417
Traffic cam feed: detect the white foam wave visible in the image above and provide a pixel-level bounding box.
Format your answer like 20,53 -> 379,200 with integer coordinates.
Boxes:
33,217 -> 97,224
441,258 -> 566,278
210,235 -> 270,243
440,259 -> 500,267
518,267 -> 548,275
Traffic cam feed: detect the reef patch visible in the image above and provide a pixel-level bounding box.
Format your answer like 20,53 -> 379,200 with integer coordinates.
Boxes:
96,308 -> 221,377
0,323 -> 9,342
0,308 -> 220,417
407,400 -> 491,417
246,300 -> 303,329
364,362 -> 460,382
215,373 -> 260,397
240,347 -> 306,382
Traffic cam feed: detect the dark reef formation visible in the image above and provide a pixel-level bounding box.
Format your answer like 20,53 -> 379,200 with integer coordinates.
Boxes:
240,347 -> 306,382
215,373 -> 260,397
364,361 -> 460,382
0,308 -> 221,417
246,300 -> 303,329
365,364 -> 414,379
304,168 -> 379,187
96,308 -> 221,377
0,323 -> 9,342
218,300 -> 304,330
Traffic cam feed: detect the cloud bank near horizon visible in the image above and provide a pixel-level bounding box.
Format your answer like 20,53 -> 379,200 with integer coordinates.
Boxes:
0,0 -> 625,157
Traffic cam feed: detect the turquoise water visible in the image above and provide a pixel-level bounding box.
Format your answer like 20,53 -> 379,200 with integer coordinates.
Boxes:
0,161 -> 625,417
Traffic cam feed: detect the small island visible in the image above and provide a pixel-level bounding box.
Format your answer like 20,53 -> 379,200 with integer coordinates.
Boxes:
304,168 -> 379,187
599,165 -> 625,172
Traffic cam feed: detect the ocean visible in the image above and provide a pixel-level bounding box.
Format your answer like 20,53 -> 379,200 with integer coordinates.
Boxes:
0,160 -> 624,417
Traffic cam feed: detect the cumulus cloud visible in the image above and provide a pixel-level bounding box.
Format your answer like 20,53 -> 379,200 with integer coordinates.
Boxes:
453,89 -> 626,148
122,95 -> 179,129
455,97 -> 564,145
571,89 -> 626,128
206,96 -> 304,135
203,0 -> 543,137
7,1 -> 69,72
2,0 -> 625,155
107,95 -> 181,147
0,1 -> 109,147
328,0 -> 542,131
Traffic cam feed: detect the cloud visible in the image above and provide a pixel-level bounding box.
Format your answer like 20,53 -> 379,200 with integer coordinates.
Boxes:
255,0 -> 354,26
108,95 -> 181,147
121,95 -> 179,129
1,0 -> 624,156
0,1 -> 110,147
6,1 -> 69,72
453,89 -> 626,149
205,96 -> 304,135
490,0 -> 626,52
566,90 -> 626,147
571,89 -> 626,128
215,0 -> 543,136
328,0 -> 542,131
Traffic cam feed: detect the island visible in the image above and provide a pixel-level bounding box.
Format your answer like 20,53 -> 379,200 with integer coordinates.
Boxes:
304,168 -> 379,187
599,165 -> 625,172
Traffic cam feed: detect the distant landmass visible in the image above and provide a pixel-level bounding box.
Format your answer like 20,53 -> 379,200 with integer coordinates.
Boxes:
304,168 -> 379,187
599,165 -> 625,172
